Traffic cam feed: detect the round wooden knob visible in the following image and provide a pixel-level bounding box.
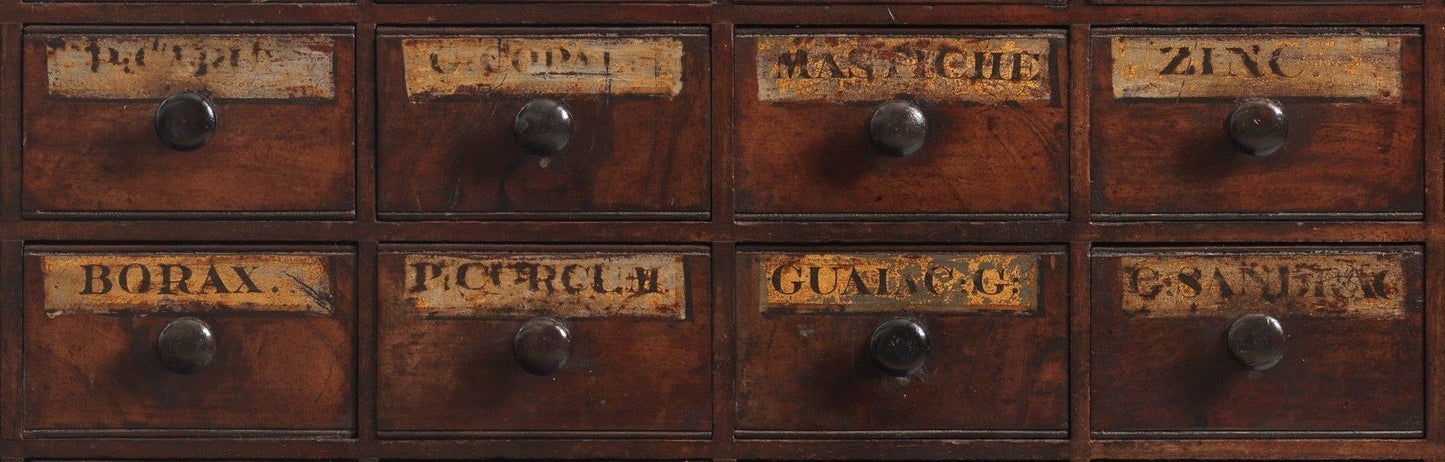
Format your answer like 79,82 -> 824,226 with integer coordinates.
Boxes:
154,92 -> 217,151
156,317 -> 216,375
513,99 -> 573,156
869,100 -> 927,157
868,318 -> 929,377
1227,99 -> 1288,157
1228,313 -> 1285,370
513,317 -> 571,375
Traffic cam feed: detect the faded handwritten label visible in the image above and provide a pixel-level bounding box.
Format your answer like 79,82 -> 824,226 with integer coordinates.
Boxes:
756,253 -> 1041,314
45,35 -> 337,100
1118,252 -> 1414,318
754,35 -> 1055,103
1110,35 -> 1403,102
402,37 -> 684,99
39,253 -> 336,318
404,253 -> 688,319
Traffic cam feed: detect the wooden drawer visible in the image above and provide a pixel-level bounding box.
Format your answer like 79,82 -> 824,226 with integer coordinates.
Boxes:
1091,28 -> 1423,220
22,246 -> 356,437
1090,247 -> 1424,438
376,28 -> 711,220
376,246 -> 712,436
734,247 -> 1068,437
733,30 -> 1068,220
21,27 -> 356,218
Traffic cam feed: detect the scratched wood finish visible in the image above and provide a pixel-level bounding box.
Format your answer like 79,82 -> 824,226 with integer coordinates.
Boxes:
1091,28 -> 1423,219
376,246 -> 712,434
734,30 -> 1067,218
22,28 -> 356,217
1091,247 -> 1424,436
376,28 -> 710,219
22,246 -> 357,435
735,246 -> 1068,435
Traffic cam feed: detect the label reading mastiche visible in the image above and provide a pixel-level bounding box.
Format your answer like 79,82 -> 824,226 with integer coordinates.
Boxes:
756,253 -> 1041,314
404,253 -> 689,319
754,35 -> 1056,103
1110,35 -> 1403,102
1117,252 -> 1414,318
40,254 -> 336,318
46,35 -> 338,100
402,37 -> 685,100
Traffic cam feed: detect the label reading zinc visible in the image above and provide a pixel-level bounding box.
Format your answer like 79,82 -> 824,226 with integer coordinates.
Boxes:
404,254 -> 688,319
754,35 -> 1055,103
1110,35 -> 1403,102
1118,252 -> 1413,318
46,35 -> 338,100
402,37 -> 685,100
756,253 -> 1041,314
40,253 -> 336,318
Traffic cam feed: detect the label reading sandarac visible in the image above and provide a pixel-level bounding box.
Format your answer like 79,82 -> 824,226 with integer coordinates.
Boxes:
1109,33 -> 1404,102
753,34 -> 1057,103
45,35 -> 338,100
38,253 -> 337,318
401,36 -> 685,100
755,253 -> 1042,314
1117,252 -> 1416,318
403,253 -> 689,319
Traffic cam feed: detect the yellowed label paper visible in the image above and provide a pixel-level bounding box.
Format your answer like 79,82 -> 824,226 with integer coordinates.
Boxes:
40,253 -> 336,318
402,37 -> 684,99
45,35 -> 338,100
1118,252 -> 1413,318
1110,35 -> 1403,102
756,253 -> 1041,314
754,35 -> 1056,103
404,253 -> 688,319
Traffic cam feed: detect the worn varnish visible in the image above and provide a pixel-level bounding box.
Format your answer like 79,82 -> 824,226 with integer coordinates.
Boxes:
376,247 -> 711,434
1091,247 -> 1424,436
23,247 -> 357,435
734,30 -> 1068,218
735,247 -> 1067,435
403,253 -> 688,319
755,253 -> 1040,314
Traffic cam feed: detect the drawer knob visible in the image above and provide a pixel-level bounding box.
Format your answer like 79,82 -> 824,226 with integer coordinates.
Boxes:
154,92 -> 218,151
869,318 -> 929,377
1227,313 -> 1285,370
514,99 -> 573,156
1227,99 -> 1288,157
156,317 -> 216,375
869,100 -> 927,157
513,316 -> 571,376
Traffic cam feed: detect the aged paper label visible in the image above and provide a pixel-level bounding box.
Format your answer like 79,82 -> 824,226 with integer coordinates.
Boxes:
402,36 -> 684,99
753,35 -> 1056,103
40,253 -> 336,318
1110,34 -> 1403,102
1117,252 -> 1414,318
755,253 -> 1041,314
45,35 -> 337,100
403,253 -> 688,319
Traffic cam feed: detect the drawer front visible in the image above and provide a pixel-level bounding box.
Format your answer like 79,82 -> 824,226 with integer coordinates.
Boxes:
1091,28 -> 1423,219
735,248 -> 1068,437
734,31 -> 1068,219
377,247 -> 712,435
23,247 -> 357,436
1091,247 -> 1424,437
376,29 -> 710,219
22,28 -> 356,217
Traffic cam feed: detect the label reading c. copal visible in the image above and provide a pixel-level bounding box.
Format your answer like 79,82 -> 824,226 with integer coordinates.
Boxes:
756,253 -> 1042,315
404,253 -> 689,319
40,253 -> 337,318
1110,34 -> 1404,102
45,35 -> 338,100
402,36 -> 685,100
754,35 -> 1057,103
1118,252 -> 1414,318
